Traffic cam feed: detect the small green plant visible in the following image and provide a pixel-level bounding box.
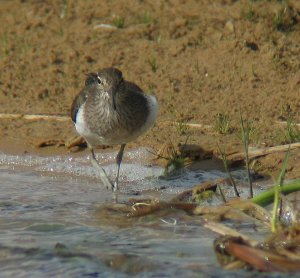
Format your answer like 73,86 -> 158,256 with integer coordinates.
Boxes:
137,12 -> 155,24
273,7 -> 286,30
214,113 -> 232,135
194,60 -> 200,74
274,1 -> 299,32
176,119 -> 189,135
147,83 -> 156,94
157,142 -> 186,178
146,57 -> 158,72
165,157 -> 185,177
156,35 -> 162,44
272,52 -> 282,67
285,116 -> 300,143
279,103 -> 292,119
112,16 -> 125,28
244,6 -> 255,21
251,64 -> 258,78
192,190 -> 214,204
0,33 -> 10,59
60,0 -> 69,19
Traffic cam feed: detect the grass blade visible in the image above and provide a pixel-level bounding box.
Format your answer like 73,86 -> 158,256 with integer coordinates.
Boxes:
239,112 -> 253,198
271,145 -> 290,232
218,185 -> 227,203
217,144 -> 240,197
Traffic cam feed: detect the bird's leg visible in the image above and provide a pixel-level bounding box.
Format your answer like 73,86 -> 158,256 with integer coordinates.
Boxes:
89,147 -> 114,191
114,144 -> 126,191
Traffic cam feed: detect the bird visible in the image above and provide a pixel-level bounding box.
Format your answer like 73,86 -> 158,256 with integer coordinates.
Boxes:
70,67 -> 158,191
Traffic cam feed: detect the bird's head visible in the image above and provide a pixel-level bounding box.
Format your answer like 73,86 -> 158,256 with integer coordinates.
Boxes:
85,68 -> 123,109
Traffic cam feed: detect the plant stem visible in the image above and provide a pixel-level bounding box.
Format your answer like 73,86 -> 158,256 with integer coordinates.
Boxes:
240,112 -> 253,198
251,179 -> 300,207
271,183 -> 279,232
217,144 -> 239,197
218,185 -> 227,203
271,146 -> 290,232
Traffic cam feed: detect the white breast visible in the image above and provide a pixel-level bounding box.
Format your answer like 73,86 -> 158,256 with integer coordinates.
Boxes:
75,104 -> 104,146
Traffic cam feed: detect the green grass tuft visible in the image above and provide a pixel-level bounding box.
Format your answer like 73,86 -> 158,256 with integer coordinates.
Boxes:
240,113 -> 253,198
146,57 -> 158,73
176,120 -> 189,135
214,113 -> 232,135
273,7 -> 286,31
112,16 -> 125,29
137,12 -> 155,24
285,117 -> 300,143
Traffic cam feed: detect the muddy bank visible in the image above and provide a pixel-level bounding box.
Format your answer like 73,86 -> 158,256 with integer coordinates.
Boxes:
0,0 -> 300,178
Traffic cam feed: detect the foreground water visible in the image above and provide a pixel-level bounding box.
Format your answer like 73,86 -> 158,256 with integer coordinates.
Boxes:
0,148 -> 283,277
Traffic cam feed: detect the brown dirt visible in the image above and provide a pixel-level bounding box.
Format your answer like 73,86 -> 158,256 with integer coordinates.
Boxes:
0,0 -> 300,179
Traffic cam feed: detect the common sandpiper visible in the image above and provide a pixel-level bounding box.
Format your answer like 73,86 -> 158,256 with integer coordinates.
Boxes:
71,67 -> 158,191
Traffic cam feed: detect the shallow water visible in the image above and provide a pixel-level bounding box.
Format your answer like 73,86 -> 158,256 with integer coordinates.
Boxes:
0,148 -> 286,277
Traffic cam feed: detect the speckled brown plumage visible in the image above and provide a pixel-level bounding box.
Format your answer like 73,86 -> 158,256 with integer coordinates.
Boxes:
70,67 -> 158,191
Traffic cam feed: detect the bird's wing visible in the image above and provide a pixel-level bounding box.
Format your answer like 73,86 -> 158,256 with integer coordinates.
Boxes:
70,89 -> 88,123
124,81 -> 144,94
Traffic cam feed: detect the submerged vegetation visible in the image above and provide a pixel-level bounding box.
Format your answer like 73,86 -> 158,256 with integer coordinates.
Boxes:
103,174 -> 300,272
145,111 -> 300,273
154,141 -> 186,178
